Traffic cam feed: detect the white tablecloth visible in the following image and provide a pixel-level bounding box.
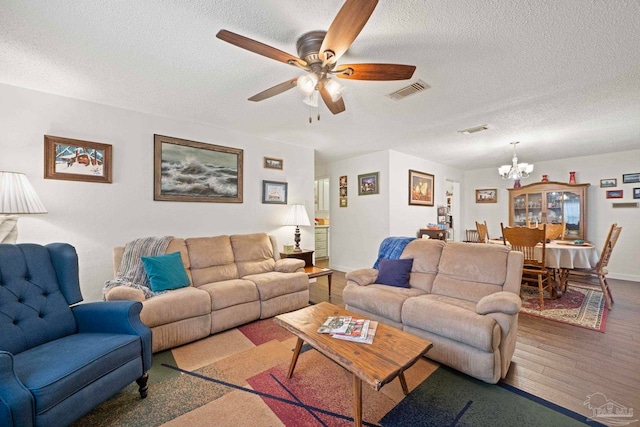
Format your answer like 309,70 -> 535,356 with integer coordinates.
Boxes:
542,241 -> 599,269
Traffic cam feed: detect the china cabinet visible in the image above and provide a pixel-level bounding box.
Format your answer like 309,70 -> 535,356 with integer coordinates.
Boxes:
507,181 -> 589,240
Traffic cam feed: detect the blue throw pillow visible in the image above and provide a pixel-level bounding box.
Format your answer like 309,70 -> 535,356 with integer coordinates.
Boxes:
141,252 -> 190,292
376,258 -> 413,288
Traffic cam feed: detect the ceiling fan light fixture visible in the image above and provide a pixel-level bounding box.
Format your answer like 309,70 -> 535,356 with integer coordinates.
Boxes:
297,73 -> 318,96
302,91 -> 319,107
323,78 -> 345,102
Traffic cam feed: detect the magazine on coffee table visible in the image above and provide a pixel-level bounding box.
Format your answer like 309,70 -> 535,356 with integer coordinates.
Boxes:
317,316 -> 352,334
332,320 -> 378,344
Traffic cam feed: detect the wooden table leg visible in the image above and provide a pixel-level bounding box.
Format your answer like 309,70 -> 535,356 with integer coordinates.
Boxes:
287,338 -> 304,379
398,371 -> 409,395
327,272 -> 332,296
353,374 -> 362,427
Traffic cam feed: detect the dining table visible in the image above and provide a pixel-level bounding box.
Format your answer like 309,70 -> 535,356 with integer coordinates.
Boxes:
488,238 -> 599,292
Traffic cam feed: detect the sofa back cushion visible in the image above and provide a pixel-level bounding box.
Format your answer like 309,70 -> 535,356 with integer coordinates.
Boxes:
186,236 -> 239,286
0,244 -> 78,354
230,233 -> 276,277
402,239 -> 445,293
431,242 -> 512,302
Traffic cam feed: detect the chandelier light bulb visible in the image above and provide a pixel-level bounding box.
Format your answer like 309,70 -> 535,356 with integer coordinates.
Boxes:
297,73 -> 318,96
323,78 -> 345,102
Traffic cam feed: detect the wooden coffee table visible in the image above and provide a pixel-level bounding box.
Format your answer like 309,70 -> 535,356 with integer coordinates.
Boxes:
274,302 -> 432,427
304,266 -> 333,295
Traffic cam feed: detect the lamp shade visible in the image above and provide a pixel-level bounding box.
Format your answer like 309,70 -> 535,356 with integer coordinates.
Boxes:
0,171 -> 47,214
284,204 -> 310,226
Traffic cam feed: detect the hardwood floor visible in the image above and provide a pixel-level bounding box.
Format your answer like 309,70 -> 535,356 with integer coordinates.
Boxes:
311,259 -> 640,418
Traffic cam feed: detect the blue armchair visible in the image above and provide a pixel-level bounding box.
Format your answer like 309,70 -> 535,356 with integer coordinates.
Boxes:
0,243 -> 151,426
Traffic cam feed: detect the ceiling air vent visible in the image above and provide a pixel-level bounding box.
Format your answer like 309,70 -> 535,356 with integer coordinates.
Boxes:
458,125 -> 489,135
386,80 -> 430,100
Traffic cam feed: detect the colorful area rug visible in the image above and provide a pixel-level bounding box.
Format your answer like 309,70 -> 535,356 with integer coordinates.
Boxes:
74,318 -> 600,426
520,283 -> 607,332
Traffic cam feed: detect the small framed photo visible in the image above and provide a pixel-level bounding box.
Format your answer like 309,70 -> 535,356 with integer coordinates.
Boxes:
409,169 -> 434,206
44,135 -> 112,183
606,190 -> 623,199
339,175 -> 347,187
339,197 -> 348,207
264,157 -> 283,170
634,188 -> 640,199
262,180 -> 288,204
476,188 -> 497,203
622,173 -> 640,184
358,172 -> 379,195
339,187 -> 347,197
600,178 -> 617,188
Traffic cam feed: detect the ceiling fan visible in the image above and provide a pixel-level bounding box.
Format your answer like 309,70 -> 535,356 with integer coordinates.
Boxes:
216,0 -> 416,121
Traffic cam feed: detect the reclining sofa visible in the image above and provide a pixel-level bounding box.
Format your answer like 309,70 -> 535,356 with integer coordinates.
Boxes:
104,233 -> 309,352
0,243 -> 151,426
343,239 -> 524,383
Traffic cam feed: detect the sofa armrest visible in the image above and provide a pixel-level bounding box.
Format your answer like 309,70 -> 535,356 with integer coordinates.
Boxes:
104,286 -> 146,302
72,301 -> 152,372
0,351 -> 35,427
476,291 -> 522,315
345,268 -> 379,286
275,258 -> 305,273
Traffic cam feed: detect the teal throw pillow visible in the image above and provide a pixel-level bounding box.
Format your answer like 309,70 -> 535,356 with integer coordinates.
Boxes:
377,258 -> 413,288
141,252 -> 190,292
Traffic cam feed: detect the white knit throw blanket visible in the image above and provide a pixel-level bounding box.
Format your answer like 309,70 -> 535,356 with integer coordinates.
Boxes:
103,236 -> 173,299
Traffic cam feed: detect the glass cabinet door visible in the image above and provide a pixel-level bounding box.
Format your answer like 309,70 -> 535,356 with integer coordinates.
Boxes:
527,193 -> 543,225
562,191 -> 581,239
513,194 -> 527,225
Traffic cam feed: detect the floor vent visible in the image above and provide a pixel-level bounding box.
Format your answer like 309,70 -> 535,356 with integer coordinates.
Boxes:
386,79 -> 430,100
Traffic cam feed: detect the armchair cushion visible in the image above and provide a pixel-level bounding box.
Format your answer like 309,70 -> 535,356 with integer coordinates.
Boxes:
141,252 -> 190,292
345,268 -> 379,286
274,258 -> 305,273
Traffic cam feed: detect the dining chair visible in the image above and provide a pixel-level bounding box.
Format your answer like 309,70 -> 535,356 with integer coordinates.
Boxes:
568,223 -> 622,309
476,221 -> 489,243
464,229 -> 480,243
544,222 -> 566,240
501,223 -> 554,309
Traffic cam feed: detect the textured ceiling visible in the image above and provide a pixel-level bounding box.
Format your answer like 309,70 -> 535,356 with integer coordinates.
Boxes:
2,0 -> 640,171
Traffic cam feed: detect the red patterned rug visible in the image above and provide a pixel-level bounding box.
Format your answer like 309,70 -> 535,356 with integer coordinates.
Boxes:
520,283 -> 607,332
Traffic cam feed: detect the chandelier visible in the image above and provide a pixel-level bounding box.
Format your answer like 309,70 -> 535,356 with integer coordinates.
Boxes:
498,142 -> 533,184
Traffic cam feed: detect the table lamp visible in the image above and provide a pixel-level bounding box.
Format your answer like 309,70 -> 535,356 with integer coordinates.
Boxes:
0,171 -> 48,243
283,204 -> 311,252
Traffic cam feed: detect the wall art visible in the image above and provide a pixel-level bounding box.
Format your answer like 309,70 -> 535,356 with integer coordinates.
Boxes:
154,134 -> 243,203
44,135 -> 112,183
262,180 -> 288,204
264,157 -> 283,170
476,188 -> 497,203
409,169 -> 434,206
358,172 -> 379,195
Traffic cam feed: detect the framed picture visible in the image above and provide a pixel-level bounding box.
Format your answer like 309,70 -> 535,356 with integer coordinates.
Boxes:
408,169 -> 434,206
262,180 -> 288,204
339,175 -> 347,187
339,197 -> 348,207
600,178 -> 617,188
606,190 -> 623,199
622,173 -> 640,184
358,172 -> 379,195
634,188 -> 640,199
476,188 -> 498,203
339,187 -> 347,197
264,157 -> 283,170
44,135 -> 112,183
154,134 -> 243,203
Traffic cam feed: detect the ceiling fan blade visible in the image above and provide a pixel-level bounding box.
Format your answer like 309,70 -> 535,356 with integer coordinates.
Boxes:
216,30 -> 307,68
319,0 -> 378,64
248,78 -> 298,102
319,86 -> 346,115
334,63 -> 416,81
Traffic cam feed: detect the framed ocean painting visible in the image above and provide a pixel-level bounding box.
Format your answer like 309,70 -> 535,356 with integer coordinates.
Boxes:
154,134 -> 243,203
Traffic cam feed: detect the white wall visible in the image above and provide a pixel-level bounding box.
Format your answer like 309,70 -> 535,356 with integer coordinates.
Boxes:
462,149 -> 640,281
0,83 -> 315,301
328,150 -> 463,272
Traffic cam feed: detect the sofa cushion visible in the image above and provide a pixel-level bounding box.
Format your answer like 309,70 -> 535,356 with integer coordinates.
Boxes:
342,284 -> 425,323
377,258 -> 413,288
198,279 -> 260,311
402,294 -> 500,352
231,233 -> 276,277
141,252 -> 190,292
139,287 -> 211,327
431,242 -> 511,303
402,239 -> 445,293
13,332 -> 141,415
186,236 -> 239,286
243,271 -> 308,301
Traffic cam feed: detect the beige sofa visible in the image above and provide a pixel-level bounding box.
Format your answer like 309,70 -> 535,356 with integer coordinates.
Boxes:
343,239 -> 524,383
105,233 -> 309,352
